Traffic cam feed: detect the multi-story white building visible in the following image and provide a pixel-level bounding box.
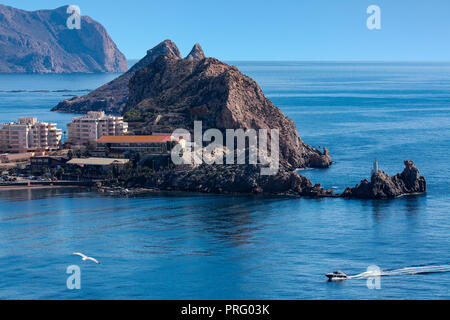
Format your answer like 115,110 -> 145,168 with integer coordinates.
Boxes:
67,111 -> 128,145
0,118 -> 62,152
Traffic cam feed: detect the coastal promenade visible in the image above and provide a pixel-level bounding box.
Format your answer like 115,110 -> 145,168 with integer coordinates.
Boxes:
0,180 -> 95,191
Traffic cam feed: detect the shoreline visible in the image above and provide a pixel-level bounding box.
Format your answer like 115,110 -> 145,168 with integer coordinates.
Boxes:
0,185 -> 86,191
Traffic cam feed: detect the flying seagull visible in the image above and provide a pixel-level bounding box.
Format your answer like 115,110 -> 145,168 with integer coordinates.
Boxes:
73,252 -> 101,264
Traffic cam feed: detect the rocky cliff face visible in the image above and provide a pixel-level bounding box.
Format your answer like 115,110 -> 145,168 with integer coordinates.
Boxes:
124,47 -> 331,169
0,5 -> 127,73
52,40 -> 181,114
341,161 -> 427,199
0,5 -> 127,74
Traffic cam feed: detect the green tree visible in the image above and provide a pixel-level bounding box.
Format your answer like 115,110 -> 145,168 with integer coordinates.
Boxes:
85,141 -> 96,154
56,168 -> 64,180
75,168 -> 82,181
105,144 -> 112,157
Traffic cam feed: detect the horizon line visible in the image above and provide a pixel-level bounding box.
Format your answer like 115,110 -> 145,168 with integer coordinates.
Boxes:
127,58 -> 450,63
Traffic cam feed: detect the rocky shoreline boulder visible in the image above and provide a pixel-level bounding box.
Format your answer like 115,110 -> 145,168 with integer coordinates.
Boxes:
341,161 -> 426,199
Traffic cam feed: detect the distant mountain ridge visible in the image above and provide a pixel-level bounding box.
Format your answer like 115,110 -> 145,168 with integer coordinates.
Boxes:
0,5 -> 127,73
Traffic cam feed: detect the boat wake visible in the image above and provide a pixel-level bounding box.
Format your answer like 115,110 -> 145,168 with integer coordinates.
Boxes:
348,265 -> 450,279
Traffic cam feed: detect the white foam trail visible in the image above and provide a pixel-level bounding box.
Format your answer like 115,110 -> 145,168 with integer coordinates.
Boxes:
348,265 -> 450,279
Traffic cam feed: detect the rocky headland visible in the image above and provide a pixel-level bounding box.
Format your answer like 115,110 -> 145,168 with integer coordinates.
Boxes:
52,40 -> 426,200
0,5 -> 127,73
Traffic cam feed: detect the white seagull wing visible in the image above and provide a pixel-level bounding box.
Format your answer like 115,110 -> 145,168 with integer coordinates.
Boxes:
73,252 -> 88,259
86,256 -> 100,264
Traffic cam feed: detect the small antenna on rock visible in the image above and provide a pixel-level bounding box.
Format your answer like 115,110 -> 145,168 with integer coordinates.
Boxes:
371,159 -> 379,177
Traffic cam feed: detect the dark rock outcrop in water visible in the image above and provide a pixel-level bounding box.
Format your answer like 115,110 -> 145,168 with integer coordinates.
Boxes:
341,161 -> 426,199
0,5 -> 127,73
52,40 -> 181,114
117,161 -> 426,198
122,165 -> 335,197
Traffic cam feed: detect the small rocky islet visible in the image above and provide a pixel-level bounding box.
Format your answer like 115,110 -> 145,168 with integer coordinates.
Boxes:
342,160 -> 427,199
52,40 -> 426,200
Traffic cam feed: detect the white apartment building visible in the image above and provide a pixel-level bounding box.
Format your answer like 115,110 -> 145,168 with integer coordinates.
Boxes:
0,118 -> 62,152
67,111 -> 128,144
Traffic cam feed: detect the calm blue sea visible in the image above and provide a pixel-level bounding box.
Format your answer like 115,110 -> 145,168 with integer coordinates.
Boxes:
0,62 -> 449,300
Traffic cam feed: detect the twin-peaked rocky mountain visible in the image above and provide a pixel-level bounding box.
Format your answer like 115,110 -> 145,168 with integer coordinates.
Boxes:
54,40 -> 332,170
0,5 -> 127,73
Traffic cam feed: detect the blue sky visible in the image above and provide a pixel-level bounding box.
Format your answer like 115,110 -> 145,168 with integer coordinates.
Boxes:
3,0 -> 450,60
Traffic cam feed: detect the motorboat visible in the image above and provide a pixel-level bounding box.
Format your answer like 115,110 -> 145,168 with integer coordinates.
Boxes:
326,270 -> 348,281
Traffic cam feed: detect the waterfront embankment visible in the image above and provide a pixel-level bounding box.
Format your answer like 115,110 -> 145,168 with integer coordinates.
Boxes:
0,181 -> 94,191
